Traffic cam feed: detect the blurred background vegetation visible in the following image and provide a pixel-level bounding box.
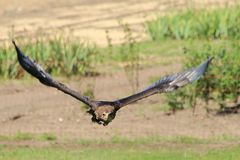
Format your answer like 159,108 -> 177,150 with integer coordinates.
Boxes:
147,7 -> 240,113
1,6 -> 239,114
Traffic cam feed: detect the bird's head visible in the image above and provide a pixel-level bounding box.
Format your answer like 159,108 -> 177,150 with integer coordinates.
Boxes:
87,105 -> 116,126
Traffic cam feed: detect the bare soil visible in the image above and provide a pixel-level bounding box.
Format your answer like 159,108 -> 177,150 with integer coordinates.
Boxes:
1,64 -> 240,142
0,0 -> 236,46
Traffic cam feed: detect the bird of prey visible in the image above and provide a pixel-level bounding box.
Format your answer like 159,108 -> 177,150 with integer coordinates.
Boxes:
13,41 -> 213,126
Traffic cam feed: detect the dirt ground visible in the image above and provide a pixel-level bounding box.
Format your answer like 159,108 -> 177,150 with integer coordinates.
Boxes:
1,63 -> 240,141
0,0 -> 240,145
0,0 -> 236,46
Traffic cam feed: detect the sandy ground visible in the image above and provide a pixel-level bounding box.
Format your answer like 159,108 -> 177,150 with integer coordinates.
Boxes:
0,0 -> 236,46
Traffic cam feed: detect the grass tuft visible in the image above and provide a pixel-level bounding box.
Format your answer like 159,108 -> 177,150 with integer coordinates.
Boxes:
13,132 -> 34,141
38,133 -> 57,141
0,34 -> 98,79
147,7 -> 240,40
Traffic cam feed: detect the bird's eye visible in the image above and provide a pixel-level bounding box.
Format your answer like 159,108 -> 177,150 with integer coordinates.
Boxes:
102,113 -> 106,116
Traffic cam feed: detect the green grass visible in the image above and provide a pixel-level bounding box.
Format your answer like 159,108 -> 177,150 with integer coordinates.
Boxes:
0,38 -> 183,79
1,145 -> 240,160
13,132 -> 35,141
38,133 -> 57,141
1,36 -> 227,79
99,40 -> 183,62
2,131 -> 239,145
147,6 -> 240,40
1,134 -> 240,159
0,35 -> 98,79
75,134 -> 240,146
0,132 -> 57,141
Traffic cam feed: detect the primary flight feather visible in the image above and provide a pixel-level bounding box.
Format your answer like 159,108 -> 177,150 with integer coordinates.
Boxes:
13,40 -> 212,126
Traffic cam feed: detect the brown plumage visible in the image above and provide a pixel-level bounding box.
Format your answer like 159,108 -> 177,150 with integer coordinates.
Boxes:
13,40 -> 213,126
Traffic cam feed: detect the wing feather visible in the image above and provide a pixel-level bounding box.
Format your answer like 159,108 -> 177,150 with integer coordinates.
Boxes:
13,41 -> 96,108
13,40 -> 212,110
115,57 -> 213,107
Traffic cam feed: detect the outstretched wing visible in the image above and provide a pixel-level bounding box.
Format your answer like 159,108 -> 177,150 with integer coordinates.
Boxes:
114,57 -> 213,108
13,41 -> 97,108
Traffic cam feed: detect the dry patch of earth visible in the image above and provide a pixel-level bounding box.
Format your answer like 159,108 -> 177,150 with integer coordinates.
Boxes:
0,0 -> 236,46
1,65 -> 240,141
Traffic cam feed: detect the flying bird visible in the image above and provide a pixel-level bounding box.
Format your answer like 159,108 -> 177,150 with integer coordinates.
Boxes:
13,41 -> 213,126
